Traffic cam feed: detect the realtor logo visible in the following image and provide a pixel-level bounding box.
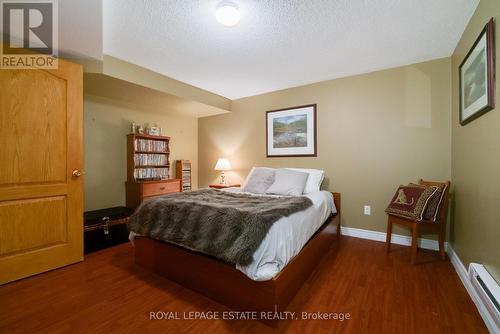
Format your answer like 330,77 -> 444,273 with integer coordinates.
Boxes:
1,0 -> 58,69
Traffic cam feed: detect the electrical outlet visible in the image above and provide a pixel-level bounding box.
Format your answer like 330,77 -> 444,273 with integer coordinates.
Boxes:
363,205 -> 371,215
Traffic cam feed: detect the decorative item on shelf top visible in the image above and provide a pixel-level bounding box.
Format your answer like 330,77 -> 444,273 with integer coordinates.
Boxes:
214,158 -> 232,185
130,122 -> 163,136
146,123 -> 162,136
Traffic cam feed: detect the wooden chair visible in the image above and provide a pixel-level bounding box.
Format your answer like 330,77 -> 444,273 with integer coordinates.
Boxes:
386,179 -> 451,264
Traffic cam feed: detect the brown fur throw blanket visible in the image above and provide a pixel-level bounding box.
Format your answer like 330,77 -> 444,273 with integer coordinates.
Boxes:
128,189 -> 312,266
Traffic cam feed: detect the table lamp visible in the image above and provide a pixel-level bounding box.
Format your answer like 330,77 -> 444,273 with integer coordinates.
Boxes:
214,158 -> 232,184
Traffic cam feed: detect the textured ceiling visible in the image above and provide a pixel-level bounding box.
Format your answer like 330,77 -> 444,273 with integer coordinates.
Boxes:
103,0 -> 479,100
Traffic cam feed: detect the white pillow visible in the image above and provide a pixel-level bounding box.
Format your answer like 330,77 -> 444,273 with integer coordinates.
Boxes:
241,167 -> 276,194
241,167 -> 275,189
265,169 -> 309,196
286,168 -> 324,194
241,167 -> 256,189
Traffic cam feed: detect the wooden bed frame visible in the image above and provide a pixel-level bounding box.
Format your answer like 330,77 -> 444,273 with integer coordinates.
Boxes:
134,192 -> 341,324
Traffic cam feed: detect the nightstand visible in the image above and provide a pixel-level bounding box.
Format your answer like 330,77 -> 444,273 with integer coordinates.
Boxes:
209,184 -> 240,189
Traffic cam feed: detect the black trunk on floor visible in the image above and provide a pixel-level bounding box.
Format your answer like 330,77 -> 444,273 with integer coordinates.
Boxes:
84,207 -> 133,254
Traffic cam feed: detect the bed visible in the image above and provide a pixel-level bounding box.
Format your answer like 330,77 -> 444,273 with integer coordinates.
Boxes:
129,169 -> 341,324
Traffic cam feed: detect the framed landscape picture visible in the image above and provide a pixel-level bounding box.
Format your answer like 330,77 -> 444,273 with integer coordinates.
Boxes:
266,104 -> 317,157
459,18 -> 495,125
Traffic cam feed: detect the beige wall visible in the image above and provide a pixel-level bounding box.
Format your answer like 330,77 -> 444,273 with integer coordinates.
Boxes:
199,58 -> 451,236
451,0 -> 500,282
84,95 -> 198,211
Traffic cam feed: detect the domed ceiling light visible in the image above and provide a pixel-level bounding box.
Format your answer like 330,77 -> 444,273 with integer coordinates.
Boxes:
215,2 -> 240,27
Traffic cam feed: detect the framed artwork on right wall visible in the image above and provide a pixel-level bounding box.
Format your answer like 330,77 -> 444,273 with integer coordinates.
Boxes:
459,18 -> 495,125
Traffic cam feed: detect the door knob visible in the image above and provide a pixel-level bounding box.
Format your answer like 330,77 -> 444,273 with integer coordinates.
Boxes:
72,170 -> 83,177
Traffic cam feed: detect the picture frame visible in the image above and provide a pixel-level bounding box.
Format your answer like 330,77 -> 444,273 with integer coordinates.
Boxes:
266,104 -> 317,157
459,18 -> 495,125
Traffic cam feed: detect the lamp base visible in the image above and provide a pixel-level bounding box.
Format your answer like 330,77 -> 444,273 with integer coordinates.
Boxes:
219,171 -> 226,185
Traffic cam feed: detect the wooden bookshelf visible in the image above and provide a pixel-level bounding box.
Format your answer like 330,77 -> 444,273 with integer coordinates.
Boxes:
126,134 -> 180,209
175,160 -> 192,191
126,134 -> 171,181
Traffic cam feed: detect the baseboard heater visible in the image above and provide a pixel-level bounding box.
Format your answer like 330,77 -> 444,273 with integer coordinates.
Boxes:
468,263 -> 500,333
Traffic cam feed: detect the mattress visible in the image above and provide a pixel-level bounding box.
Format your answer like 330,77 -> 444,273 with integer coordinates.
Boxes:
129,188 -> 336,281
222,188 -> 336,281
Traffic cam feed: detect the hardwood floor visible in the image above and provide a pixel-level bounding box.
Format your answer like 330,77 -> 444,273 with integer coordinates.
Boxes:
0,237 -> 487,334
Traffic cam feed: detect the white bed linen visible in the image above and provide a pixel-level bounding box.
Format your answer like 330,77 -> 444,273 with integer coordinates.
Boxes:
129,188 -> 336,282
222,187 -> 336,281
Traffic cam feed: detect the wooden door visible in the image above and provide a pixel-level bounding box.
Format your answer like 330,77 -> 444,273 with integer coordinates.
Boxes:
0,59 -> 83,284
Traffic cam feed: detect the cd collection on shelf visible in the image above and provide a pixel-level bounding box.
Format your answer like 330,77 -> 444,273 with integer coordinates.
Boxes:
129,136 -> 171,181
182,171 -> 191,191
134,138 -> 168,152
175,160 -> 192,191
134,153 -> 168,166
134,167 -> 169,180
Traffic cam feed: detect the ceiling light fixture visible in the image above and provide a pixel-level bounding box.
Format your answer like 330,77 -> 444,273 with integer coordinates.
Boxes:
215,1 -> 240,27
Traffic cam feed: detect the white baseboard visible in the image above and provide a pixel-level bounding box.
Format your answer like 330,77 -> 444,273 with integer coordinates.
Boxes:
341,226 -> 494,333
341,226 -> 447,251
447,247 -> 498,334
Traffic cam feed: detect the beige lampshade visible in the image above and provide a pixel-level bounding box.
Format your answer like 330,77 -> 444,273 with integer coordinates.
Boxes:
214,158 -> 232,171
